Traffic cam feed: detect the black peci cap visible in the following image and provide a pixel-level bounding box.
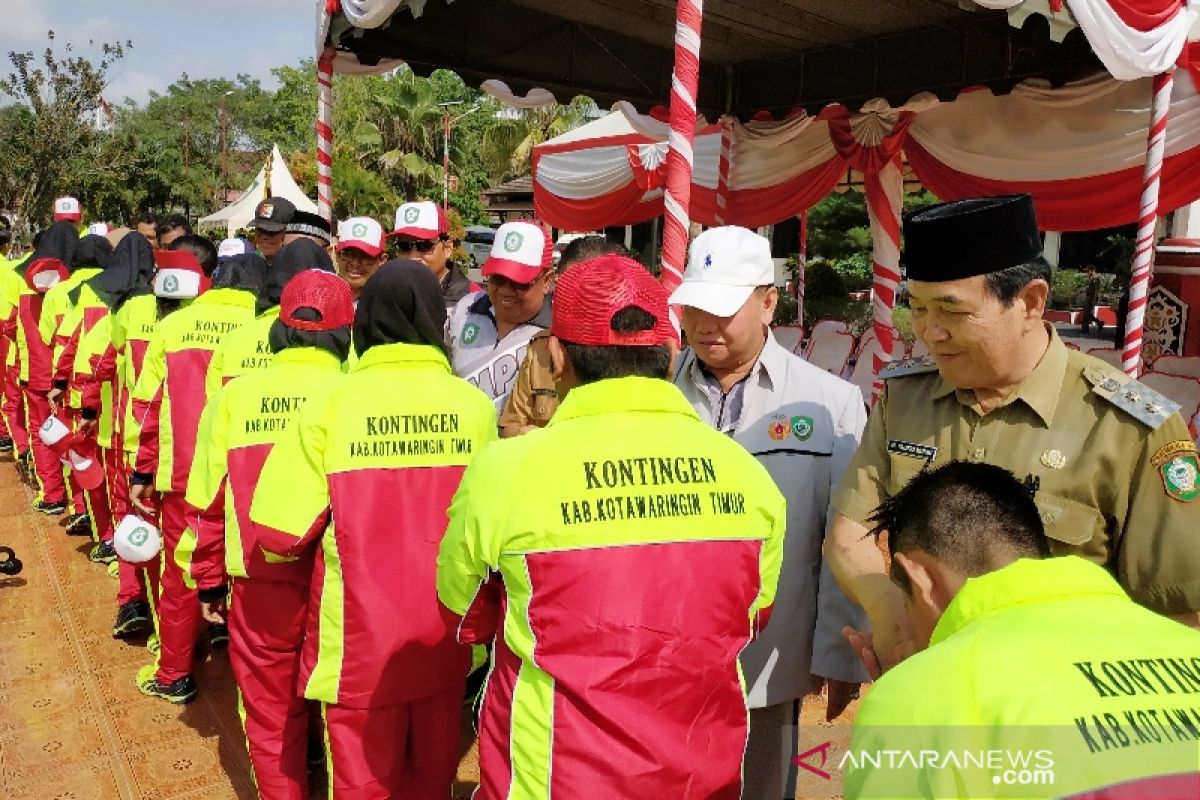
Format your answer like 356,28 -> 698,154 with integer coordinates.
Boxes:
903,194 -> 1043,282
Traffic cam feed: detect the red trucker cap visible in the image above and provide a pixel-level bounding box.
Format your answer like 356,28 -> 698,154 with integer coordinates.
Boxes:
280,269 -> 355,332
550,254 -> 678,347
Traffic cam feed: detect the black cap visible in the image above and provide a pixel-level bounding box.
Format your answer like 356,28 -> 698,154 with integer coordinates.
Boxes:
903,194 -> 1043,282
248,197 -> 296,233
286,210 -> 333,243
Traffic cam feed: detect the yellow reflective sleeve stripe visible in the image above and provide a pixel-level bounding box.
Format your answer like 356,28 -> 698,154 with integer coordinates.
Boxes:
501,553 -> 555,800
439,446 -> 505,616
304,526 -> 345,702
205,344 -> 224,399
184,388 -> 231,514
250,391 -> 333,544
753,494 -> 787,619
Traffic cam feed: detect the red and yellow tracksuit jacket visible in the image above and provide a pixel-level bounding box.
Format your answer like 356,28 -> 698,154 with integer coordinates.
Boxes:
437,377 -> 787,800
204,308 -> 278,395
110,294 -> 160,457
70,284 -> 119,448
0,260 -> 23,384
17,265 -> 89,391
250,342 -> 497,708
40,268 -> 102,389
126,289 -> 257,491
180,346 -> 346,591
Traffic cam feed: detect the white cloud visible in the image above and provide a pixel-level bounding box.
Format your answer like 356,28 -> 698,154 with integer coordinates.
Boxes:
105,69 -> 161,105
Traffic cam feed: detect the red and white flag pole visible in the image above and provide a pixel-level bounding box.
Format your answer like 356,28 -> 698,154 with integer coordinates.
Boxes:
1122,69 -> 1174,376
316,47 -> 336,223
661,0 -> 704,326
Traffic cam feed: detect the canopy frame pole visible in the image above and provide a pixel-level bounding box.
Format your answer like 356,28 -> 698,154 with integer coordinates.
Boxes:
1122,69 -> 1175,376
864,158 -> 903,402
317,47 -> 336,222
660,0 -> 705,319
797,209 -> 808,328
714,116 -> 732,226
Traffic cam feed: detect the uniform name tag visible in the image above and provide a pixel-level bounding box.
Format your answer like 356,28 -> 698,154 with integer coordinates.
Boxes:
887,439 -> 938,462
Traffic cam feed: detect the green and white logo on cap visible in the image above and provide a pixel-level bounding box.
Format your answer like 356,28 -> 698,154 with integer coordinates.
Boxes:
504,231 -> 524,253
163,275 -> 179,293
351,222 -> 368,237
404,207 -> 420,224
129,526 -> 151,547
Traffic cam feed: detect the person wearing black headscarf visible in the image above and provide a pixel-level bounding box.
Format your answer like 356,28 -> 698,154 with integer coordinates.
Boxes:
353,259 -> 448,358
69,234 -> 112,274
21,223 -> 120,515
259,238 -> 334,315
206,239 -> 333,392
186,270 -> 353,795
211,253 -> 270,296
87,232 -> 155,313
17,219 -> 78,279
249,260 -> 496,800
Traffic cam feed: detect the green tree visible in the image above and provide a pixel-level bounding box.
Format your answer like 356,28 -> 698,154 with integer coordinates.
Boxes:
479,95 -> 598,182
0,30 -> 131,220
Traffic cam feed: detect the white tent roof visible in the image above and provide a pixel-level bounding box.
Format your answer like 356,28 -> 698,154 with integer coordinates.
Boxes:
197,145 -> 318,237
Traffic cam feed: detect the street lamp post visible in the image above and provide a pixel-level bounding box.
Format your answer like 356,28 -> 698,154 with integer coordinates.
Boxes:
438,101 -> 480,211
219,90 -> 234,204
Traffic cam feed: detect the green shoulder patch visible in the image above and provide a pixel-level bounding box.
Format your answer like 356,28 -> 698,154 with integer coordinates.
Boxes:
1152,441 -> 1200,502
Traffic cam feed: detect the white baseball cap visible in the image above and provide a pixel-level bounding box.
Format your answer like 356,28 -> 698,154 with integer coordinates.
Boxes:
113,514 -> 162,564
482,221 -> 552,283
392,201 -> 448,240
217,237 -> 254,261
337,217 -> 386,257
86,222 -> 111,236
54,196 -> 82,222
669,226 -> 775,317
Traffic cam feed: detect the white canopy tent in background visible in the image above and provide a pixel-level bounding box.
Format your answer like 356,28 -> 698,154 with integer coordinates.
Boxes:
197,145 -> 318,238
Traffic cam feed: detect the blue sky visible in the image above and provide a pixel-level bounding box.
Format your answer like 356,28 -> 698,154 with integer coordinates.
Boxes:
0,0 -> 316,105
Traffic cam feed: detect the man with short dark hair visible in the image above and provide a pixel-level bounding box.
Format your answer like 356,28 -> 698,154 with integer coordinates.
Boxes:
827,194 -> 1200,676
439,254 -> 786,799
134,212 -> 158,249
155,214 -> 191,248
846,460 -> 1200,799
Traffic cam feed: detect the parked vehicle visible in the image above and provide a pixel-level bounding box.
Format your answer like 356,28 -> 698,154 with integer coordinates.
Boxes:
462,226 -> 496,266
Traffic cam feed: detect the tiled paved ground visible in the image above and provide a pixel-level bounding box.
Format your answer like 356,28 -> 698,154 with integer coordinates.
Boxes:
0,458 -> 481,799
0,452 -> 856,798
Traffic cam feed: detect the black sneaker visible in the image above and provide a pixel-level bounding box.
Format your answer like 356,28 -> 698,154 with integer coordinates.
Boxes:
66,513 -> 92,536
0,436 -> 13,454
32,498 -> 67,516
137,671 -> 198,704
89,540 -> 117,564
207,623 -> 230,649
113,601 -> 150,638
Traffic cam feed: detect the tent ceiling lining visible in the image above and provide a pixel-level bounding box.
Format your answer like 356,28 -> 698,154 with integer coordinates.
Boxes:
330,0 -> 1100,116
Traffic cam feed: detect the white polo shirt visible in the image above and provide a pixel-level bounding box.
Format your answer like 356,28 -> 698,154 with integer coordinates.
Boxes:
446,291 -> 552,413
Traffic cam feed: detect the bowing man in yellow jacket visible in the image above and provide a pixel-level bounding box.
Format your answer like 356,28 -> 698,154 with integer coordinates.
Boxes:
846,461 -> 1200,799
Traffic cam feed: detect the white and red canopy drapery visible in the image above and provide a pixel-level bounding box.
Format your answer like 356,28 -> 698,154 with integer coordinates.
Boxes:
533,73 -> 1200,234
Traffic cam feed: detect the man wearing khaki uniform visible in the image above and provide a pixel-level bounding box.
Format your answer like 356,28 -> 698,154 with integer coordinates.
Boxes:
827,195 -> 1200,676
671,226 -> 869,800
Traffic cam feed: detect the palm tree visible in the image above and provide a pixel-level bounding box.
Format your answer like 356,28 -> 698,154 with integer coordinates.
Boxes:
479,95 -> 597,182
350,68 -> 445,200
